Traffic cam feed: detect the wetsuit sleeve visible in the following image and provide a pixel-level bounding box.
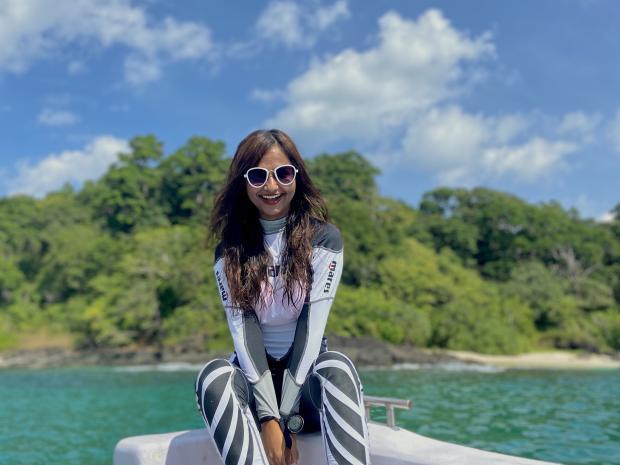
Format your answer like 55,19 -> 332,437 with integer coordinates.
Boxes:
214,257 -> 280,421
279,223 -> 344,418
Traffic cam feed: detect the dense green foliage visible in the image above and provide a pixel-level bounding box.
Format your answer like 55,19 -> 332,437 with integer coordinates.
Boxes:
1,135 -> 618,354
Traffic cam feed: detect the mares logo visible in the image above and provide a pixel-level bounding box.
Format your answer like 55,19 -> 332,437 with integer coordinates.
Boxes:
216,270 -> 228,301
323,261 -> 337,293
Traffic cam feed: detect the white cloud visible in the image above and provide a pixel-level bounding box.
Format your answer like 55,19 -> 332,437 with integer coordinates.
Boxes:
572,194 -> 618,222
44,93 -> 72,106
250,88 -> 286,103
67,60 -> 86,75
606,109 -> 620,153
0,0 -> 212,84
482,138 -> 577,181
265,9 -> 590,184
401,106 -> 578,184
556,111 -> 601,143
402,107 -> 486,176
257,1 -> 304,48
402,107 -> 527,169
7,136 -> 129,197
597,211 -> 616,223
256,0 -> 350,49
314,0 -> 350,30
37,108 -> 78,126
266,9 -> 494,144
493,114 -> 530,144
124,54 -> 162,86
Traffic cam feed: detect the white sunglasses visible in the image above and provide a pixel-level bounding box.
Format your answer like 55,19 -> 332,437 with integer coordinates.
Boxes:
243,164 -> 298,188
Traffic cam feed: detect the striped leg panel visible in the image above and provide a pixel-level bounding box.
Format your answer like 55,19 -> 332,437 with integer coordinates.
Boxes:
195,359 -> 269,465
312,351 -> 371,465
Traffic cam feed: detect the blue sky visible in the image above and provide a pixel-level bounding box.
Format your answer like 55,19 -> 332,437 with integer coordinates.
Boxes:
0,0 -> 619,220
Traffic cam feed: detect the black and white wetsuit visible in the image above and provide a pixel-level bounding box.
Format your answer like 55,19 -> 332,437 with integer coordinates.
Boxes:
196,219 -> 371,465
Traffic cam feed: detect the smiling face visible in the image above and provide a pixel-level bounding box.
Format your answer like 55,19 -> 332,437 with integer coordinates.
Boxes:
246,145 -> 296,220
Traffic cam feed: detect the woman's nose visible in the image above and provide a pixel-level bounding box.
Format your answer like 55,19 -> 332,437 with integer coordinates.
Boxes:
264,171 -> 278,189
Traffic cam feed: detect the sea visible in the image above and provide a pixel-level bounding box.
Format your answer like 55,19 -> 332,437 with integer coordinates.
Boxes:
1,362 -> 619,465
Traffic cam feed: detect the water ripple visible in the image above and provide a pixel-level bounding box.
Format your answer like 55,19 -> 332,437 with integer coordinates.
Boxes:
1,366 -> 618,465
362,368 -> 620,465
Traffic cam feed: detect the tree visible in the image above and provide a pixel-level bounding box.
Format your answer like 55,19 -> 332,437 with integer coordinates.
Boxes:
308,152 -> 387,286
419,188 -> 530,277
0,195 -> 46,279
502,261 -> 578,330
0,260 -> 23,306
35,224 -> 122,304
74,226 -> 227,349
160,136 -> 228,224
377,238 -> 535,353
308,151 -> 380,204
329,198 -> 389,286
328,285 -> 431,346
81,135 -> 168,233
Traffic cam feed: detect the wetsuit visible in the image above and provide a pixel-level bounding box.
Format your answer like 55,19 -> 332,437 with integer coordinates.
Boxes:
195,220 -> 371,465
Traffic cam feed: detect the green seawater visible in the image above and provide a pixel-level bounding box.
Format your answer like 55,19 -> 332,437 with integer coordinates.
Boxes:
0,364 -> 619,465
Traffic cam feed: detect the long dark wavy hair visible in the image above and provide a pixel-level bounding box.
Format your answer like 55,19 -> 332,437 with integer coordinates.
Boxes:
210,129 -> 329,312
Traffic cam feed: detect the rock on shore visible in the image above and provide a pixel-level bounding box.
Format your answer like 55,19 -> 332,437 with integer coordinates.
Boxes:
0,336 -> 460,369
327,335 -> 461,366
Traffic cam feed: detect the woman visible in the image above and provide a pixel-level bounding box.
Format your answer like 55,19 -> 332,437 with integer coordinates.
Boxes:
195,129 -> 371,465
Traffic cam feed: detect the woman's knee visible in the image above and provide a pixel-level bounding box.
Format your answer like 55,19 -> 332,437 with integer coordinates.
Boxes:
195,359 -> 234,410
314,351 -> 360,380
195,359 -> 252,414
312,350 -> 363,402
196,358 -> 233,390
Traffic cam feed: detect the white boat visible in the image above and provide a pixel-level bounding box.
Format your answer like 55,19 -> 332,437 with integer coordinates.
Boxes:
114,396 -> 561,465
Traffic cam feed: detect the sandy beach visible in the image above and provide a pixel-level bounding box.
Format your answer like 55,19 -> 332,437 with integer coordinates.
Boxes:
446,350 -> 620,370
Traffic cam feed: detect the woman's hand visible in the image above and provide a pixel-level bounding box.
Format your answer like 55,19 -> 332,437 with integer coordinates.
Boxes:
284,433 -> 299,465
260,419 -> 286,465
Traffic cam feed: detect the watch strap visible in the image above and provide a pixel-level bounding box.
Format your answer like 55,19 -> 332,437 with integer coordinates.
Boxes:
279,418 -> 293,449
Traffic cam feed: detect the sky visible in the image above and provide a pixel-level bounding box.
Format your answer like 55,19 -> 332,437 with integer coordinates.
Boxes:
0,0 -> 619,220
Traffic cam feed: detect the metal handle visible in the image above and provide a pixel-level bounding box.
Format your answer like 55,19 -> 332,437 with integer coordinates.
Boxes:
363,395 -> 412,428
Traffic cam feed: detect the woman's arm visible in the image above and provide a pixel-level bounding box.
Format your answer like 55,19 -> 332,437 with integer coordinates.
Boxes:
215,255 -> 288,464
279,223 -> 344,419
214,257 -> 280,422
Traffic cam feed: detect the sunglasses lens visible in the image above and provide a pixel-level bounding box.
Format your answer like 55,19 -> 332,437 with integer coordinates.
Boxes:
276,165 -> 296,184
247,168 -> 267,186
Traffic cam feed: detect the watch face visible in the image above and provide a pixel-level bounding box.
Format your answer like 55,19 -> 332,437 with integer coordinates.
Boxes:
287,415 -> 304,433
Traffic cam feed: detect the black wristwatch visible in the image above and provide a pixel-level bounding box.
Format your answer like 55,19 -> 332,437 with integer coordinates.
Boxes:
279,414 -> 304,449
286,414 -> 304,434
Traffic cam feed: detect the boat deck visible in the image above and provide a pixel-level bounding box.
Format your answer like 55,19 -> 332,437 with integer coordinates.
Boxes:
114,422 -> 561,465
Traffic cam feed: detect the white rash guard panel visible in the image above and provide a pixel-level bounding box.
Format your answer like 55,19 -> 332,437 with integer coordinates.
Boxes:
213,222 -> 344,422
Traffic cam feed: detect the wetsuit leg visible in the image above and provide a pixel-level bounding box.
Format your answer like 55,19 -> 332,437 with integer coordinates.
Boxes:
308,351 -> 371,465
195,359 -> 269,465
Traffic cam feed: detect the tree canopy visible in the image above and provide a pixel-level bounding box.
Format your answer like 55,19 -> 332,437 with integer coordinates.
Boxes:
0,135 -> 618,354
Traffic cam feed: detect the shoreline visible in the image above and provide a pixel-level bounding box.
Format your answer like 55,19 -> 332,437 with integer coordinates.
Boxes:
445,349 -> 620,370
1,336 -> 619,370
0,336 -> 457,370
